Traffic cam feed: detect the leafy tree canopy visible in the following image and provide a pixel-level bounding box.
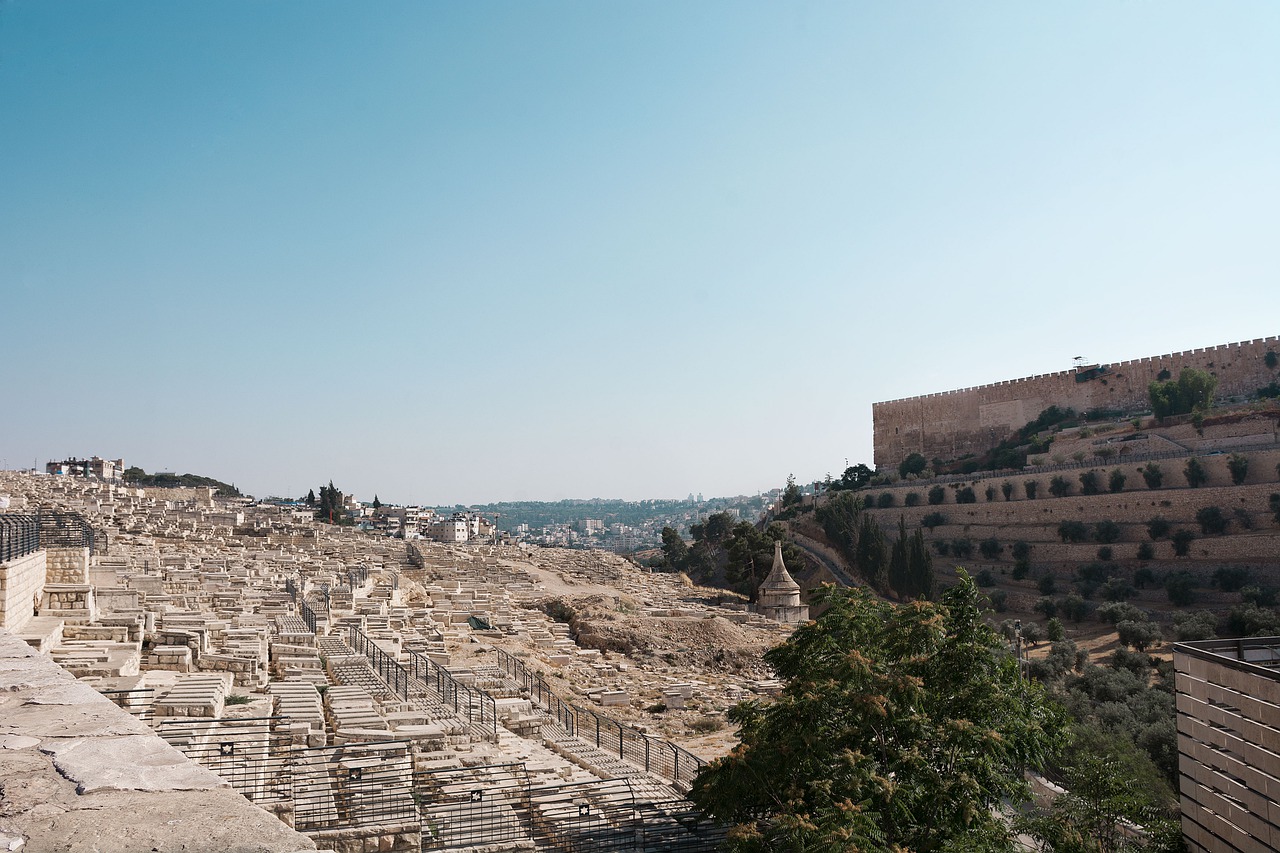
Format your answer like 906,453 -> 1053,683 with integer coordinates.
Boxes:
690,573 -> 1065,852
1148,368 -> 1217,420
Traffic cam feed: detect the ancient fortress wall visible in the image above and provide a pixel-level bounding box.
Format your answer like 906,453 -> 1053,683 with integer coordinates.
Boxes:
873,336 -> 1280,469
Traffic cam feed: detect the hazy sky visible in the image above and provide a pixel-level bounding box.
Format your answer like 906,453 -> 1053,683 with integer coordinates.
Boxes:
3,2 -> 1278,505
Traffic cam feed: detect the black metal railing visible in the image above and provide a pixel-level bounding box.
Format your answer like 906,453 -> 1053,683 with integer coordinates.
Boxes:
292,740 -> 418,833
405,649 -> 499,740
298,598 -> 318,634
157,717 -> 294,806
0,514 -> 40,562
495,649 -> 706,789
38,510 -> 99,554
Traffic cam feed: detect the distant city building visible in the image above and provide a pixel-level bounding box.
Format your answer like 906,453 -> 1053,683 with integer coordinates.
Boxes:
45,457 -> 124,482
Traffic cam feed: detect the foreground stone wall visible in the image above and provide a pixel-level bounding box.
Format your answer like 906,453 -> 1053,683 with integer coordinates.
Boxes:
873,335 -> 1280,468
0,629 -> 317,853
0,550 -> 47,633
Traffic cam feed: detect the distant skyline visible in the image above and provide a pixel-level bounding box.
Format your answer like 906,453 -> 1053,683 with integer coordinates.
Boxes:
4,2 -> 1279,505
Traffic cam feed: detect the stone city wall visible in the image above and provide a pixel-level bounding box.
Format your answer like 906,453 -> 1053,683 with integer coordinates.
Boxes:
0,549 -> 47,632
873,335 -> 1280,468
860,465 -> 1280,566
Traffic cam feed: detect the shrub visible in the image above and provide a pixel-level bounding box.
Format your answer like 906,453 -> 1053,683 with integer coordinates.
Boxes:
1097,546 -> 1113,562
1095,446 -> 1117,462
1057,520 -> 1090,543
904,492 -> 920,507
1212,566 -> 1252,592
1224,603 -> 1280,637
927,485 -> 946,505
1047,617 -> 1065,642
1001,481 -> 1014,501
1165,570 -> 1197,606
1184,457 -> 1207,488
1242,585 -> 1279,607
1034,597 -> 1058,618
1146,516 -> 1171,540
1093,520 -> 1122,544
979,538 -> 1003,560
1011,541 -> 1030,561
1196,505 -> 1229,535
921,511 -> 946,530
1079,470 -> 1101,496
1024,480 -> 1039,500
1228,453 -> 1250,485
1134,566 -> 1156,588
1099,577 -> 1135,601
1012,559 -> 1030,580
983,485 -> 996,502
1108,469 -> 1126,493
898,453 -> 928,479
1060,593 -> 1090,622
1234,507 -> 1254,530
1117,619 -> 1162,652
1096,602 -> 1145,625
1136,542 -> 1155,561
225,694 -> 252,706
877,492 -> 895,509
1077,562 -> 1112,586
1038,574 -> 1057,595
1140,463 -> 1163,489
1171,529 -> 1196,557
1020,621 -> 1044,645
1173,611 -> 1219,641
955,486 -> 977,504
988,589 -> 1008,612
933,540 -> 950,556
975,569 -> 995,587
951,538 -> 974,558
689,716 -> 724,733
1049,476 -> 1072,498
1267,349 -> 1279,369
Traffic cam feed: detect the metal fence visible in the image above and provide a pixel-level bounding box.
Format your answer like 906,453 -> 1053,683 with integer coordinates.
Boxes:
0,514 -> 40,562
97,687 -> 156,723
156,717 -> 295,806
346,625 -> 499,740
292,740 -> 418,833
495,649 -> 706,790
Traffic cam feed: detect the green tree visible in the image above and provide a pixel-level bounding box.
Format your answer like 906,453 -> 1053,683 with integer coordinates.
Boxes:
371,494 -> 382,509
1049,475 -> 1072,498
1184,457 -> 1207,488
830,463 -> 873,492
1079,470 -> 1101,496
927,484 -> 946,505
1108,469 -> 1126,493
781,474 -> 802,508
1196,505 -> 1229,535
1227,453 -> 1250,485
316,481 -> 345,523
1171,529 -> 1196,558
660,526 -> 689,571
856,513 -> 889,591
815,491 -> 862,577
1025,479 -> 1039,499
898,452 -> 928,479
1002,481 -> 1014,501
690,575 -> 1065,852
305,488 -> 316,506
1146,516 -> 1171,540
1093,520 -> 1121,544
1058,521 -> 1089,543
1148,367 -> 1218,420
1139,463 -> 1163,489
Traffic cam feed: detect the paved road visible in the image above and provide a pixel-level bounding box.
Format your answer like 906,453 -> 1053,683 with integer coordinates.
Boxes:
788,531 -> 860,588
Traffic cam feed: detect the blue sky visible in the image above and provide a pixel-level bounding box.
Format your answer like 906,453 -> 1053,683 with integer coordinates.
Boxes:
3,1 -> 1278,504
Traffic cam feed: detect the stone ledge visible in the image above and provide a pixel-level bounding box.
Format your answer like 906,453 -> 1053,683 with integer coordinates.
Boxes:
0,628 -> 317,852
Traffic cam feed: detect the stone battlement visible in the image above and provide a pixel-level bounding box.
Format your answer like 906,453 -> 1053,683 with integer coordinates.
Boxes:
873,335 -> 1280,468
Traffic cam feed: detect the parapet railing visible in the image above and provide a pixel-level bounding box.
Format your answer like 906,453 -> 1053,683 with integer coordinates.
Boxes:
495,648 -> 707,790
0,514 -> 40,562
346,625 -> 499,741
404,648 -> 499,740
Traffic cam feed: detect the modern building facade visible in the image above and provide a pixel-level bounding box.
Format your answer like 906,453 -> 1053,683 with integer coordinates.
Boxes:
1173,637 -> 1280,852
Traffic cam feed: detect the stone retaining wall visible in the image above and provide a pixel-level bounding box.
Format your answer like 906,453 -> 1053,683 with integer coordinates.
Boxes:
0,549 -> 47,632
